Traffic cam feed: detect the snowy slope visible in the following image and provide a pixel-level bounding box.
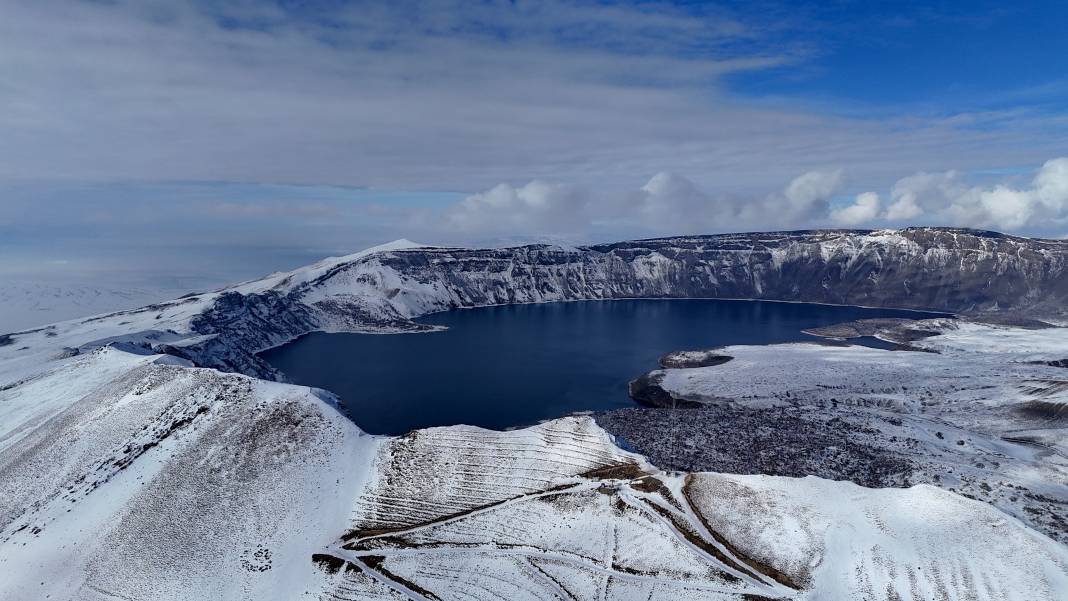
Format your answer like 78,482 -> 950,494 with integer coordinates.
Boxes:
688,473 -> 1068,599
316,417 -> 1068,600
0,348 -> 377,600
3,375 -> 1066,600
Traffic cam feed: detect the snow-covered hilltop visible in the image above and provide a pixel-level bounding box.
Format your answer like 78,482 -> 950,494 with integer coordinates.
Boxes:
1,227 -> 1068,600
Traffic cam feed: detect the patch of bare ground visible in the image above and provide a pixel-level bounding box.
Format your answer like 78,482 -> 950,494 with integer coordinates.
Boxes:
595,406 -> 914,487
1020,379 -> 1068,397
580,461 -> 648,481
358,555 -> 441,600
627,372 -> 705,408
658,350 -> 733,369
1017,400 -> 1068,420
629,476 -> 683,511
312,553 -> 346,574
1030,358 -> 1068,368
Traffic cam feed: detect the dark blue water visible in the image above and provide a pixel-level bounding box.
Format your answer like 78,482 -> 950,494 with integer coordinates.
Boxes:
261,300 -> 944,434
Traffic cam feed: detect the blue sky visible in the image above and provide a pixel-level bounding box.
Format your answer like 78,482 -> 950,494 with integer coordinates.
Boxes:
727,2 -> 1068,111
1,0 -> 1067,309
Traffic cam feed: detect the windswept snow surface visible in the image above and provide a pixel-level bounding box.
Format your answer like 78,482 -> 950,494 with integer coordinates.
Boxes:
0,280 -> 183,332
1,230 -> 1067,600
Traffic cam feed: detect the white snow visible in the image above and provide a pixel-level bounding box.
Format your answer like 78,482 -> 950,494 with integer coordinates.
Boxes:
0,347 -> 379,600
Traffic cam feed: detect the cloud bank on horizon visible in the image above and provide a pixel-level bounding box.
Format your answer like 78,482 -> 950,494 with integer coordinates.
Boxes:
3,0 -> 1068,308
444,157 -> 1068,238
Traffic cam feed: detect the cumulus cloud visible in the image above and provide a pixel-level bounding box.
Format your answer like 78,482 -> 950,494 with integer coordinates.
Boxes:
878,158 -> 1068,231
831,192 -> 881,226
446,168 -> 848,238
884,171 -> 962,222
443,157 -> 1068,239
627,172 -> 735,232
446,181 -> 590,234
782,169 -> 845,219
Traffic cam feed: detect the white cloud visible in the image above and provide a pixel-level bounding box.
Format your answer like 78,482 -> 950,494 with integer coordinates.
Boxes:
446,168 -> 848,237
629,172 -> 735,232
880,158 -> 1068,231
443,157 -> 1068,239
446,180 -> 589,234
782,169 -> 845,219
883,171 -> 963,222
831,192 -> 881,226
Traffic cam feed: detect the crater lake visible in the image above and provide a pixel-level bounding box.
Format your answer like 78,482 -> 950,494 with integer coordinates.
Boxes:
260,299 -> 946,434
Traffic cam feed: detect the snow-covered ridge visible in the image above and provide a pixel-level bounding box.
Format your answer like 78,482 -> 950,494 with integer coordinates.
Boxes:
319,418 -> 1068,600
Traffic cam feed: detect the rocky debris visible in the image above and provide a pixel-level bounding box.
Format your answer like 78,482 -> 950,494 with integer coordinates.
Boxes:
595,406 -> 915,488
801,318 -> 917,339
658,349 -> 733,369
627,372 -> 700,408
802,317 -> 946,347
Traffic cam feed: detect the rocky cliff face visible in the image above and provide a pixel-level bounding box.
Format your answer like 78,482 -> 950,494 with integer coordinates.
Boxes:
396,228 -> 1067,313
179,228 -> 1068,377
